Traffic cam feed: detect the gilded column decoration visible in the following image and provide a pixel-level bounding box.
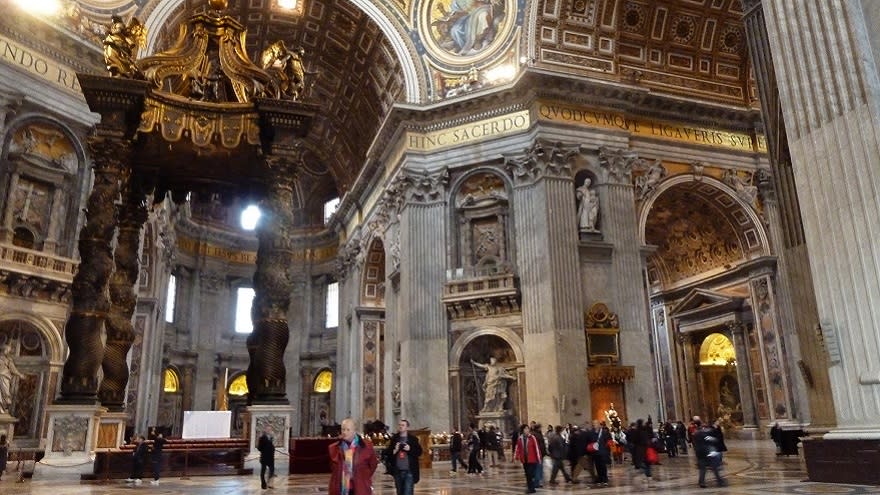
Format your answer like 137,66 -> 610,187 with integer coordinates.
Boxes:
59,136 -> 131,403
247,154 -> 299,404
99,172 -> 149,410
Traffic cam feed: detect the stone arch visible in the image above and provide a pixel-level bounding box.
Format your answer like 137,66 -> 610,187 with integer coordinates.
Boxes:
638,174 -> 770,289
360,236 -> 386,306
1,114 -> 88,168
142,0 -> 423,103
449,326 -> 523,368
0,312 -> 63,363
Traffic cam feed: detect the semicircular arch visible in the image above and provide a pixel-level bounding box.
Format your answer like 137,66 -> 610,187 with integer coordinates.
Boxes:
0,312 -> 64,363
449,326 -> 523,368
142,0 -> 423,103
638,174 -> 770,289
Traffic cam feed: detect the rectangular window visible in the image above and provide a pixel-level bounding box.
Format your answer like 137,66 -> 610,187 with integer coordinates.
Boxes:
323,197 -> 340,225
235,287 -> 256,334
165,275 -> 176,323
325,282 -> 339,328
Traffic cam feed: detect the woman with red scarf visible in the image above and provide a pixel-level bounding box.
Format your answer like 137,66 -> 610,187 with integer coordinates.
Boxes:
329,418 -> 378,495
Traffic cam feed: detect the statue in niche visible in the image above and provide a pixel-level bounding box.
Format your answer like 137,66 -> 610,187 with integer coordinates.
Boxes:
471,357 -> 516,413
576,178 -> 600,233
0,344 -> 25,416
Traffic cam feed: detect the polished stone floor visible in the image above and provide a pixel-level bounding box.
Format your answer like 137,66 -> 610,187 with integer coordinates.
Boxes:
2,440 -> 878,494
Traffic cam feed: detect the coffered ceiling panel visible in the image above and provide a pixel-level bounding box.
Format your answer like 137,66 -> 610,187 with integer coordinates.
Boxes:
534,0 -> 752,105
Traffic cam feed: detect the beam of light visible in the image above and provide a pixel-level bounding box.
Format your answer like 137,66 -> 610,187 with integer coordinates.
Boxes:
14,0 -> 62,16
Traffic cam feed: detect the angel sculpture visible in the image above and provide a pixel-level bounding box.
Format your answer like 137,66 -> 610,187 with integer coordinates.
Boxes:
260,40 -> 306,100
103,15 -> 146,78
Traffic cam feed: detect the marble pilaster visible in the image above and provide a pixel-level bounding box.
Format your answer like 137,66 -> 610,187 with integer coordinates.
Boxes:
728,322 -> 759,430
397,168 -> 448,431
506,142 -> 587,425
597,147 -> 656,422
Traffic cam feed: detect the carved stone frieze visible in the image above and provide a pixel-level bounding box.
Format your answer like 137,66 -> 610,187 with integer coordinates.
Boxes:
598,146 -> 641,184
722,169 -> 758,205
402,168 -> 449,205
255,414 -> 286,438
335,238 -> 362,281
51,415 -> 89,455
505,140 -> 577,186
442,273 -> 520,320
633,159 -> 667,201
691,161 -> 706,181
199,270 -> 227,293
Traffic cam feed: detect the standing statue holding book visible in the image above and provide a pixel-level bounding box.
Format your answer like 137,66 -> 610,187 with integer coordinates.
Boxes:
0,344 -> 24,416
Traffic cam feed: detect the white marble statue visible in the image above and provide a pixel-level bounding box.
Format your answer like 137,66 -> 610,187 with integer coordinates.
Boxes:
576,178 -> 600,233
471,357 -> 517,413
0,344 -> 24,416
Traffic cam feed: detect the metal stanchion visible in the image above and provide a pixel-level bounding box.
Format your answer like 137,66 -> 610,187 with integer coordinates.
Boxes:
180,446 -> 190,480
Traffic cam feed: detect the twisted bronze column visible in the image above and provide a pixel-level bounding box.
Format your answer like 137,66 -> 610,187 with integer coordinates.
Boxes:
247,154 -> 298,404
59,136 -> 130,403
99,171 -> 149,410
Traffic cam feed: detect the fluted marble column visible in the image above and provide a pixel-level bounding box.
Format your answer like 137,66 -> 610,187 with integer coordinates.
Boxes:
762,0 -> 880,437
397,168 -> 449,430
597,147 -> 656,422
98,172 -> 148,410
506,142 -> 587,425
728,322 -> 758,429
742,0 -> 834,429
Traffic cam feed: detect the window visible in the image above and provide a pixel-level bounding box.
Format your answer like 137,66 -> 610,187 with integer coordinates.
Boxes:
325,282 -> 339,328
165,275 -> 176,323
240,205 -> 261,231
235,287 -> 255,334
323,197 -> 340,224
163,368 -> 180,393
313,369 -> 332,393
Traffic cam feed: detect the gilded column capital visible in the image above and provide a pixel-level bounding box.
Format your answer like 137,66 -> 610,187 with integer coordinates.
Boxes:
505,140 -> 577,186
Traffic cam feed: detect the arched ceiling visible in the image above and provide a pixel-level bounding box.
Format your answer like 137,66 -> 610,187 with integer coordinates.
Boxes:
644,181 -> 762,289
29,0 -> 758,211
146,0 -> 408,197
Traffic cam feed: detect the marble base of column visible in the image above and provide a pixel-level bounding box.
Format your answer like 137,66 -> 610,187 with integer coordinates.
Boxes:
242,405 -> 293,476
804,432 -> 880,484
96,411 -> 128,450
35,405 -> 106,480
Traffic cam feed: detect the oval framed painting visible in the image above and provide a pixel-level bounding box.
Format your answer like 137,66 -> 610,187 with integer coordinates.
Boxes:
419,0 -> 518,66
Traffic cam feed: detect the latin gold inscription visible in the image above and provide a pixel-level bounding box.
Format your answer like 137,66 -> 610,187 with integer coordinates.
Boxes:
407,110 -> 531,151
536,102 -> 766,153
0,35 -> 82,97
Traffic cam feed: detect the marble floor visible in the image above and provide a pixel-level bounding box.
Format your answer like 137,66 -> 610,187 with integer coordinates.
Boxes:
2,440 -> 877,494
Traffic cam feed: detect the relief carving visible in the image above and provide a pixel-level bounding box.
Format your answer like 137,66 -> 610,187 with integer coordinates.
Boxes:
633,160 -> 667,201
52,415 -> 89,455
505,140 -> 577,186
722,169 -> 758,205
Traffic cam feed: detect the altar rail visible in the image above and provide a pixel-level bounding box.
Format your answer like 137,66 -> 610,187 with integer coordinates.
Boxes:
83,438 -> 252,480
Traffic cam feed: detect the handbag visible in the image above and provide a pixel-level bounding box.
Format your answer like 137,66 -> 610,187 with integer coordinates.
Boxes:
646,446 -> 659,465
586,441 -> 599,453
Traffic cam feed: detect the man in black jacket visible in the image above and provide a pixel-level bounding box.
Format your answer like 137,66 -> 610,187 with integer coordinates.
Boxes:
383,419 -> 422,495
257,428 -> 276,489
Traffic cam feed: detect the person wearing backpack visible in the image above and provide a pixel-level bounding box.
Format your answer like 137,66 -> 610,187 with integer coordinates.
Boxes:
693,419 -> 727,488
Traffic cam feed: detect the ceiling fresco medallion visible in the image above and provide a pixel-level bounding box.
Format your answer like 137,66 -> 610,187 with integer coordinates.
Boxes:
419,0 -> 518,65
